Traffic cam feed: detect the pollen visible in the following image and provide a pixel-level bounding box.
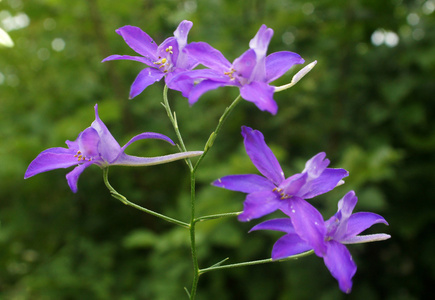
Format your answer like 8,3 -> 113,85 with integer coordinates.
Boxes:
224,68 -> 236,80
165,46 -> 173,54
74,150 -> 92,162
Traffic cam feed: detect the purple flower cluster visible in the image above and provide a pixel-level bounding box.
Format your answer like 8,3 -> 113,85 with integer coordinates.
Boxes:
103,21 -> 305,114
25,20 -> 390,295
213,126 -> 390,293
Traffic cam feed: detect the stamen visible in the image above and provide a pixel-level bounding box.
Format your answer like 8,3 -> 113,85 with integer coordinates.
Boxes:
165,46 -> 173,54
75,150 -> 92,162
224,68 -> 236,80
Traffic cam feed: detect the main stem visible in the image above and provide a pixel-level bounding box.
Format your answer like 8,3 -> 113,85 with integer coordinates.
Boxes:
189,169 -> 199,299
162,87 -> 244,299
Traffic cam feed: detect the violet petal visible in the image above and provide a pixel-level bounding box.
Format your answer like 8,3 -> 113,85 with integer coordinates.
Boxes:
341,212 -> 389,241
90,104 -> 121,163
120,132 -> 175,153
288,197 -> 327,256
115,25 -> 158,60
242,126 -> 284,185
265,51 -> 305,83
272,234 -> 313,260
65,162 -> 93,193
212,174 -> 275,193
129,68 -> 166,99
323,240 -> 356,294
185,42 -> 231,72
188,79 -> 227,105
250,218 -> 294,234
101,54 -> 154,67
297,168 -> 349,199
240,81 -> 277,114
24,148 -> 78,178
238,190 -> 282,222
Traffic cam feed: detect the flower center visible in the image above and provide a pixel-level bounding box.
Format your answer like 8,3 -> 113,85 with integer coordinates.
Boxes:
153,46 -> 174,73
224,68 -> 236,80
272,187 -> 292,200
74,150 -> 92,162
165,45 -> 173,54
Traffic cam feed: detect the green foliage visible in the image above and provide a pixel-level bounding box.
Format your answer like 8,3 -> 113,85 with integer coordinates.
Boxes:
1,0 -> 434,299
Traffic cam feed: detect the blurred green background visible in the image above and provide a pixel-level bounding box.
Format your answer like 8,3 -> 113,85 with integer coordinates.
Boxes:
1,0 -> 434,299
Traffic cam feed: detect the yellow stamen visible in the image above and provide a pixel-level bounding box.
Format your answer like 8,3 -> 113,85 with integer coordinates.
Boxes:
165,46 -> 173,54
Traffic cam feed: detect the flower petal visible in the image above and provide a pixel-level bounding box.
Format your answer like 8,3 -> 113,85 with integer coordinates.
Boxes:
173,20 -> 193,49
101,54 -> 154,67
287,197 -> 327,256
238,190 -> 282,222
265,51 -> 305,83
248,25 -> 273,82
173,21 -> 198,70
185,42 -> 231,72
24,147 -> 78,178
65,161 -> 93,193
112,151 -> 203,167
188,79 -> 227,105
232,49 -> 257,81
90,104 -> 121,163
157,37 -> 179,66
212,174 -> 276,193
249,218 -> 294,234
115,25 -> 158,60
241,126 -> 284,185
297,168 -> 349,199
323,240 -> 356,294
120,132 -> 175,153
78,127 -> 100,158
249,24 -> 273,58
272,234 -> 313,260
240,81 -> 277,114
341,211 -> 389,241
280,172 -> 308,197
129,67 -> 165,99
303,152 -> 329,179
337,190 -> 358,218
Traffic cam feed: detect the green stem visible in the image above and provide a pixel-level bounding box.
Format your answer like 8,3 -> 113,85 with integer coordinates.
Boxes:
161,87 -> 243,299
161,86 -> 199,299
102,168 -> 189,228
195,211 -> 242,223
162,85 -> 194,171
193,94 -> 243,172
189,170 -> 199,299
199,250 -> 314,275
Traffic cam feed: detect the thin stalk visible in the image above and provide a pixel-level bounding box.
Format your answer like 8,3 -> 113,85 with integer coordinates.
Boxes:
160,86 -> 199,299
162,85 -> 194,171
102,168 -> 189,228
193,94 -> 243,172
189,170 -> 199,299
195,211 -> 242,223
161,88 -> 244,299
199,250 -> 314,275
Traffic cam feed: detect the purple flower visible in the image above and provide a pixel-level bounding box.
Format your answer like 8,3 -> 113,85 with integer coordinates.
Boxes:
251,190 -> 391,293
102,20 -> 198,99
24,104 -> 203,193
212,126 -> 348,221
171,24 -> 305,114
